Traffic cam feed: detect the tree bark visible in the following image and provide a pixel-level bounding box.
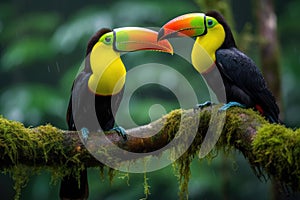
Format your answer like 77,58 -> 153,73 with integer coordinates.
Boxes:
256,1 -> 284,198
257,0 -> 282,112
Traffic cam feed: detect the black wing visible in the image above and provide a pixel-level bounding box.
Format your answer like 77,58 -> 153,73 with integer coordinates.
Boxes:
216,48 -> 279,122
66,71 -> 95,131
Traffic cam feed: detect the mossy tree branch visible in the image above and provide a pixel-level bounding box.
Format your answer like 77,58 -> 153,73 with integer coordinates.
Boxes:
0,106 -> 299,192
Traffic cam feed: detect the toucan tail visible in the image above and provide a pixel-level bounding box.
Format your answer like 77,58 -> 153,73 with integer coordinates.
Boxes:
59,169 -> 88,200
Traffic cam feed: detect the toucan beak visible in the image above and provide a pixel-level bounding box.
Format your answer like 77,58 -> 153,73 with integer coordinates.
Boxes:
113,27 -> 173,54
158,13 -> 207,41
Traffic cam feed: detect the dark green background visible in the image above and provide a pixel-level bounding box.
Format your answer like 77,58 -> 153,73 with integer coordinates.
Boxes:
1,0 -> 299,199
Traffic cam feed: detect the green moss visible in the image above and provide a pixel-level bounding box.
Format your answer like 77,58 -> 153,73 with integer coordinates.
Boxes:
117,172 -> 130,186
0,116 -> 30,165
169,108 -> 210,200
143,172 -> 151,199
1,107 -> 300,199
171,107 -> 279,199
156,109 -> 189,199
7,165 -> 31,200
161,109 -> 182,142
252,124 -> 300,190
0,116 -> 94,199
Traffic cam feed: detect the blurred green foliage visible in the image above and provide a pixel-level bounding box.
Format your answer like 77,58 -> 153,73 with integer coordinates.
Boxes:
0,0 -> 300,199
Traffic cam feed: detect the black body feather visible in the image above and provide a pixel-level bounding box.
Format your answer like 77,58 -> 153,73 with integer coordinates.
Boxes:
206,11 -> 279,122
216,48 -> 279,122
60,28 -> 124,199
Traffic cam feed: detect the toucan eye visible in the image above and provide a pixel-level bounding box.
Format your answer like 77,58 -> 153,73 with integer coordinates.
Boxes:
105,37 -> 111,43
99,32 -> 114,45
207,19 -> 213,26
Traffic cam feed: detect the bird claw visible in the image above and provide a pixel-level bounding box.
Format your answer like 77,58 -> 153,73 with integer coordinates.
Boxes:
219,101 -> 245,112
193,101 -> 213,112
112,126 -> 127,142
81,127 -> 90,145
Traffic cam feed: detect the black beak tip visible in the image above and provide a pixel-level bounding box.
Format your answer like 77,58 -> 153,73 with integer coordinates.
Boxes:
157,28 -> 165,41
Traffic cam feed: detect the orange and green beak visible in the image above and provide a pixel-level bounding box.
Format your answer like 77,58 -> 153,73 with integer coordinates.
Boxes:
113,27 -> 173,54
158,13 -> 207,40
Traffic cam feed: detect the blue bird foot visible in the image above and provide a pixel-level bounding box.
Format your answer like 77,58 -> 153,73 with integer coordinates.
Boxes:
194,101 -> 214,112
81,127 -> 90,145
112,126 -> 127,141
219,101 -> 246,112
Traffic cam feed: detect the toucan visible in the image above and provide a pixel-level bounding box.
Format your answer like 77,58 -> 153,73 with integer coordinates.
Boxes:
60,27 -> 173,200
158,10 -> 279,123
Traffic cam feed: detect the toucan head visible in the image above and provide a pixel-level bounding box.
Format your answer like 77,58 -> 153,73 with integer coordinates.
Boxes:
86,27 -> 173,96
158,11 -> 236,49
158,11 -> 236,74
87,27 -> 173,55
